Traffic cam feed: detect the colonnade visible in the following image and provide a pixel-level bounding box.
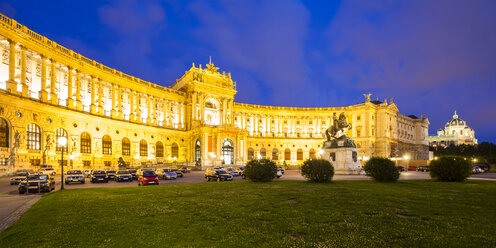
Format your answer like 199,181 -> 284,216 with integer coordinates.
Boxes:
1,39 -> 185,129
235,112 -> 330,138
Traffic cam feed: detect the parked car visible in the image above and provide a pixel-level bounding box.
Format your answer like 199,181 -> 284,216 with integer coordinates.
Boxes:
170,168 -> 183,177
10,171 -> 29,185
65,170 -> 85,184
277,166 -> 285,174
138,170 -> 159,186
172,165 -> 187,174
83,169 -> 93,178
159,169 -> 177,180
18,174 -> 55,194
407,166 -> 418,171
472,166 -> 483,174
226,168 -> 239,176
276,169 -> 283,178
396,166 -> 406,172
106,170 -> 117,180
115,170 -> 133,182
416,166 -> 429,172
206,170 -> 233,182
128,169 -> 138,179
39,168 -> 57,176
475,164 -> 488,172
90,171 -> 108,183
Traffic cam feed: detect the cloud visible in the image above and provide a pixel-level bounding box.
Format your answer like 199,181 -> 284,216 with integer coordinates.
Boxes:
188,0 -> 311,105
323,0 -> 496,141
97,0 -> 168,83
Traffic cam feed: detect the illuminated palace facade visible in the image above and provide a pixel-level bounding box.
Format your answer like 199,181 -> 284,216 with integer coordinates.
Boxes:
0,14 -> 429,172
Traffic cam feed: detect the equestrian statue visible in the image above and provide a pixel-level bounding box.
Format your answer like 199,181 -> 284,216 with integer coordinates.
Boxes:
325,112 -> 352,141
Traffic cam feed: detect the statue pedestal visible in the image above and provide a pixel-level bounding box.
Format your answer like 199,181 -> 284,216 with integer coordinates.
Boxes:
321,147 -> 362,174
321,135 -> 361,174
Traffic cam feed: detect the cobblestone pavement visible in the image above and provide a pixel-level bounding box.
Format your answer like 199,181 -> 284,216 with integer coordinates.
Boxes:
0,171 -> 494,233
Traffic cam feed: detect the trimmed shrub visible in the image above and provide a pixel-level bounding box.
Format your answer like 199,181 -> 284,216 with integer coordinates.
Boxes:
300,159 -> 334,182
244,159 -> 277,182
429,156 -> 472,182
363,157 -> 400,182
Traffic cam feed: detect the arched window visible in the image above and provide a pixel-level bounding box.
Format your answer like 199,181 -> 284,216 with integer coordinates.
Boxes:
247,148 -> 254,160
222,139 -> 234,165
156,141 -> 164,157
260,148 -> 266,159
102,135 -> 112,155
26,123 -> 41,150
55,128 -> 68,152
171,142 -> 179,159
0,118 -> 9,148
194,139 -> 201,162
80,132 -> 91,153
309,148 -> 316,159
272,148 -> 278,161
297,149 -> 303,160
284,148 -> 291,161
122,138 -> 130,156
140,140 -> 148,157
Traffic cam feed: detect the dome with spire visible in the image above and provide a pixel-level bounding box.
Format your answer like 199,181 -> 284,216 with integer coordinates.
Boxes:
429,110 -> 477,147
445,111 -> 466,127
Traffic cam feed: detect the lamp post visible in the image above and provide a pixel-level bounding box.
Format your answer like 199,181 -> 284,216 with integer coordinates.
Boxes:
58,136 -> 67,190
403,155 -> 410,170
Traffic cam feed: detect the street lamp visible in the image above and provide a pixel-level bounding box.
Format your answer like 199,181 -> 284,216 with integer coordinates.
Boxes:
58,136 -> 67,190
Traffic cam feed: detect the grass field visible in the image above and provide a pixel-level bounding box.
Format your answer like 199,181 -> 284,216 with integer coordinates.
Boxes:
1,180 -> 495,247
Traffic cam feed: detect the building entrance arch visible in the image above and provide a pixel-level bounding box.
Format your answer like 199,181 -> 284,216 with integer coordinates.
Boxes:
222,138 -> 234,165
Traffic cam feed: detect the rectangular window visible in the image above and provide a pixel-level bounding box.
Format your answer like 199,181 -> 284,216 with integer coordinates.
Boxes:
0,158 -> 8,166
83,160 -> 91,168
30,159 -> 41,166
104,161 -> 112,167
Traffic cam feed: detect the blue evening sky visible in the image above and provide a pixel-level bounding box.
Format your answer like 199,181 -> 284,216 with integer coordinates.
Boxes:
2,0 -> 495,142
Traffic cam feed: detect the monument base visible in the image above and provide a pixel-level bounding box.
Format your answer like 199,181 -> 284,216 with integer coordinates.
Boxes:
321,147 -> 362,175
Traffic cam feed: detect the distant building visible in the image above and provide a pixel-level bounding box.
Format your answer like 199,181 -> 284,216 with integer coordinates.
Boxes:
428,111 -> 477,147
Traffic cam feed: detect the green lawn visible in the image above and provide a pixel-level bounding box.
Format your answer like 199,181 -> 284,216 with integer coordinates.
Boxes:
1,180 -> 495,247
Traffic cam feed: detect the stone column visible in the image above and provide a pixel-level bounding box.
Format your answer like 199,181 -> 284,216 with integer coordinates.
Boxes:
153,97 -> 158,125
166,100 -> 171,127
136,93 -> 142,123
40,56 -> 48,102
117,85 -> 122,119
98,79 -> 104,115
200,93 -> 204,123
129,90 -> 135,122
179,102 -> 183,128
90,76 -> 97,114
266,116 -> 271,136
75,70 -> 82,110
168,101 -> 173,127
111,83 -> 117,118
7,39 -> 17,93
67,67 -> 74,108
146,95 -> 152,124
50,59 -> 57,104
192,91 -> 197,120
20,45 -> 28,96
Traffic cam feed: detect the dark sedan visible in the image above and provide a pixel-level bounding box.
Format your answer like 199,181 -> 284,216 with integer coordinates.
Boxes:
18,174 -> 55,194
10,171 -> 28,185
90,171 -> 108,183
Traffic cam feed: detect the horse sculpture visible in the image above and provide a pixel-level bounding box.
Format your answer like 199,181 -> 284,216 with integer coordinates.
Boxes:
325,112 -> 352,141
